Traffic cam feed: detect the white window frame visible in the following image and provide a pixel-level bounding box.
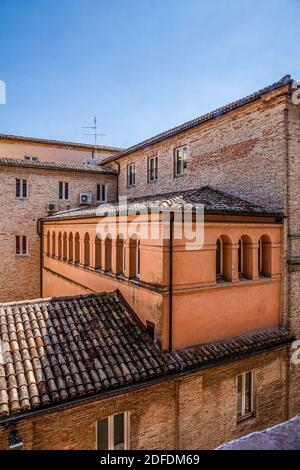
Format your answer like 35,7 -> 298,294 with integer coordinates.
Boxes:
59,181 -> 69,200
174,146 -> 187,177
237,370 -> 254,420
16,178 -> 28,199
147,156 -> 158,182
96,184 -> 107,203
96,412 -> 130,450
15,235 -> 28,256
127,164 -> 136,187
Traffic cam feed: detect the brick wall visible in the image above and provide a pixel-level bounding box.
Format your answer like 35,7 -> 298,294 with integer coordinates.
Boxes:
115,88 -> 288,212
0,166 -> 117,302
0,347 -> 289,450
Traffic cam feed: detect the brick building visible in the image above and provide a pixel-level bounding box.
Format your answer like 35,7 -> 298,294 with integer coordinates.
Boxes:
0,158 -> 117,302
0,75 -> 299,449
0,133 -> 121,164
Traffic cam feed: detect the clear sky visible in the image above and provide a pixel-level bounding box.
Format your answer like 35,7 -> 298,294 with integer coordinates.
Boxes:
0,0 -> 299,148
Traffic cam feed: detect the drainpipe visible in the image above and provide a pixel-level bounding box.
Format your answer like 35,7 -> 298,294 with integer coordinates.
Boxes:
169,211 -> 174,351
116,161 -> 120,201
37,219 -> 43,298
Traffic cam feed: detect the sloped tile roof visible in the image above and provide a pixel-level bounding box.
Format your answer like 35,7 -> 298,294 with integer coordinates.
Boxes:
176,327 -> 292,370
45,186 -> 284,221
101,75 -> 292,164
218,415 -> 300,450
0,157 -> 117,175
0,133 -> 122,152
0,292 -> 179,417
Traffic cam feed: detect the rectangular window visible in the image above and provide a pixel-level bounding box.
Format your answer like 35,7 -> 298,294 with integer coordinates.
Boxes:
237,371 -> 254,420
147,156 -> 158,182
96,413 -> 129,450
15,236 -> 28,256
59,181 -> 69,200
174,147 -> 187,177
16,179 -> 28,198
127,164 -> 136,187
97,184 -> 107,202
24,155 -> 39,161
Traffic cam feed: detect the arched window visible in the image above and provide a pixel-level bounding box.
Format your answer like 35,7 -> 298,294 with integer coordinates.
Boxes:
95,235 -> 102,270
74,233 -> 80,264
238,235 -> 252,279
116,235 -> 125,275
68,233 -> 73,262
216,235 -> 232,282
63,232 -> 68,260
58,232 -> 62,259
46,231 -> 50,256
52,232 -> 56,257
104,236 -> 112,272
258,235 -> 272,277
129,237 -> 140,279
216,238 -> 223,278
84,233 -> 90,266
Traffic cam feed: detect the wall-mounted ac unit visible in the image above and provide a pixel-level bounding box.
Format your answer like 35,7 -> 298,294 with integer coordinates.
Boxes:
47,202 -> 59,212
84,158 -> 97,165
79,192 -> 92,205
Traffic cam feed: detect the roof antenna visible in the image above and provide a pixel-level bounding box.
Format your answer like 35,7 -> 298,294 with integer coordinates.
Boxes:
82,117 -> 107,160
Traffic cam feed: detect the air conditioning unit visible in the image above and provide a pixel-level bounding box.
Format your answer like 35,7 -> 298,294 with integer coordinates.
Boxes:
84,158 -> 97,165
79,192 -> 92,205
47,202 -> 59,212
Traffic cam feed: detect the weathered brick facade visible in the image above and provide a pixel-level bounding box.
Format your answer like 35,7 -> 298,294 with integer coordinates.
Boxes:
0,165 -> 117,302
0,347 -> 289,450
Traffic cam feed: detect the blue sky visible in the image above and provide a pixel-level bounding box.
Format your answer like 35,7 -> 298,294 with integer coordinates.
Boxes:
0,0 -> 299,148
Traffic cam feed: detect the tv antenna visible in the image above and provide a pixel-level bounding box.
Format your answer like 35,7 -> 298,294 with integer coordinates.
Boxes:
82,117 -> 107,157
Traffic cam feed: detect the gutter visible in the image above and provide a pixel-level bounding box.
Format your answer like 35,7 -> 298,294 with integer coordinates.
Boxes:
0,338 -> 292,427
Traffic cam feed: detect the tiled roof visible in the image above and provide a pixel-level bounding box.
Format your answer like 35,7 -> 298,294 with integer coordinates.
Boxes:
0,157 -> 117,175
0,288 -> 292,420
176,327 -> 292,370
0,292 -> 180,417
0,133 -> 122,152
46,186 -> 284,221
218,415 -> 300,450
101,75 -> 292,163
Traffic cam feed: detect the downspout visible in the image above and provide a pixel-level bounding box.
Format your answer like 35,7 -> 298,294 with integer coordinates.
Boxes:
37,219 -> 43,298
116,161 -> 120,202
169,211 -> 174,351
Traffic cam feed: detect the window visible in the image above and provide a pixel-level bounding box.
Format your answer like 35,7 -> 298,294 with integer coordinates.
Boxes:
116,235 -> 125,275
15,236 -> 27,256
237,371 -> 254,420
216,235 -> 232,282
174,147 -> 187,177
147,156 -> 158,182
127,164 -> 136,187
104,236 -> 112,272
84,233 -> 90,266
97,184 -> 107,202
16,179 -> 27,198
216,238 -> 223,278
129,238 -> 140,279
59,181 -> 69,200
24,155 -> 39,161
238,235 -> 252,279
258,235 -> 272,277
97,413 -> 129,450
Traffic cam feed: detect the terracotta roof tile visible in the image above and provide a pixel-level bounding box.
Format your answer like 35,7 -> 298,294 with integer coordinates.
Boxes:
0,292 -> 180,417
46,186 -> 283,221
0,157 -> 117,175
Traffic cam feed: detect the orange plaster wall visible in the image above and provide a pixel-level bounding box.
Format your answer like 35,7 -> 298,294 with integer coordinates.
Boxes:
170,280 -> 281,349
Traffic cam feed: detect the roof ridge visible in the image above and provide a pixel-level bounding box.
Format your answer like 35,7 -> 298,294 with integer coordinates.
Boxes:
101,74 -> 292,163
